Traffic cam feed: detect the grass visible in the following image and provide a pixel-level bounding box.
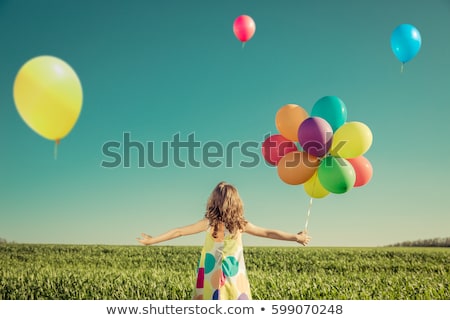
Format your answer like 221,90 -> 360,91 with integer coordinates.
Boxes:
0,244 -> 448,300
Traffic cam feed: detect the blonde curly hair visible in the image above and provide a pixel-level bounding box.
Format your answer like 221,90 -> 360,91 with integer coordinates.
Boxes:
205,181 -> 247,238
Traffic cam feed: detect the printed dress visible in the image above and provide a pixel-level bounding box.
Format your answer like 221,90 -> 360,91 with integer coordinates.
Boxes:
193,226 -> 251,300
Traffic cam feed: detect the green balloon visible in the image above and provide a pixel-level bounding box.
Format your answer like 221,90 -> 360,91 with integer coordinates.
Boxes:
318,156 -> 356,194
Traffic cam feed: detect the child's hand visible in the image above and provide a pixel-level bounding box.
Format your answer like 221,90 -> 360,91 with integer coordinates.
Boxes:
136,233 -> 154,246
296,230 -> 311,246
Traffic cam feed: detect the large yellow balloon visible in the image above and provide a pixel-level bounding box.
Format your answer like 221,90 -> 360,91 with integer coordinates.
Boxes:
330,121 -> 373,158
275,104 -> 308,142
13,56 -> 83,141
304,171 -> 329,199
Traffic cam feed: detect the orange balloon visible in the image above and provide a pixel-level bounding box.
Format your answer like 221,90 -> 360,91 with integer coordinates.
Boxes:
277,151 -> 320,185
275,104 -> 309,141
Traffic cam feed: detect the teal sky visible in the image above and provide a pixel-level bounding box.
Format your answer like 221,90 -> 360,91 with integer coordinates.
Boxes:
1,0 -> 449,247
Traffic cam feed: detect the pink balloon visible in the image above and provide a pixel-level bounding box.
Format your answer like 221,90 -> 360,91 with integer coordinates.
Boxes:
347,156 -> 373,187
262,134 -> 298,166
233,15 -> 256,43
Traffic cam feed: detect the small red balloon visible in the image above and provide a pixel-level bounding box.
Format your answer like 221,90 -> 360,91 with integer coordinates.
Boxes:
233,15 -> 256,43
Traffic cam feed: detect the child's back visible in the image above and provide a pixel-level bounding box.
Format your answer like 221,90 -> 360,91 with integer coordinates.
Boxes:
193,223 -> 251,300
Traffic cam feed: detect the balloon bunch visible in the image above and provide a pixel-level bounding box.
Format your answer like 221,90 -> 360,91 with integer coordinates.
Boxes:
262,96 -> 373,201
13,55 -> 83,159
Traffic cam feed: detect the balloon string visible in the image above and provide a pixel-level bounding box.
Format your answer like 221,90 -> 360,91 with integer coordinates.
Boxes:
304,172 -> 319,231
242,42 -> 245,49
54,139 -> 60,160
400,63 -> 404,73
304,197 -> 313,231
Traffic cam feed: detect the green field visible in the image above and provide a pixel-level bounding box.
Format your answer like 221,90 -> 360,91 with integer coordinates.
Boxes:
1,244 -> 448,300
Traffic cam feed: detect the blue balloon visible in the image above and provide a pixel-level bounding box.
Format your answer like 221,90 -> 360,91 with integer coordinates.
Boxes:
311,96 -> 347,132
390,24 -> 422,63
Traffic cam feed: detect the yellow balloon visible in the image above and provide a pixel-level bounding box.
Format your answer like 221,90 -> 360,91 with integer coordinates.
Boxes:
13,56 -> 83,141
330,121 -> 372,158
304,171 -> 329,199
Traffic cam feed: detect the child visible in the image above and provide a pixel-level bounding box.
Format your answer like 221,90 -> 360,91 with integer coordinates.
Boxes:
136,181 -> 311,300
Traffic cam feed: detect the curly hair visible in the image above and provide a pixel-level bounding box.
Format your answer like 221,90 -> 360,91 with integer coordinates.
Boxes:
205,182 -> 247,238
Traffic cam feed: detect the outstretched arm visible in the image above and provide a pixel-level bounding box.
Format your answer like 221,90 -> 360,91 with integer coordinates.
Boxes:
137,218 -> 209,245
244,222 -> 311,246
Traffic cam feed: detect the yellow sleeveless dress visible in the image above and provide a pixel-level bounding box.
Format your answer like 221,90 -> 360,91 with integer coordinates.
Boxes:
193,226 -> 252,300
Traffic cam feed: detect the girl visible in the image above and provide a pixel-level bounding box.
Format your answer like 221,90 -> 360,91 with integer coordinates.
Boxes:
136,181 -> 311,300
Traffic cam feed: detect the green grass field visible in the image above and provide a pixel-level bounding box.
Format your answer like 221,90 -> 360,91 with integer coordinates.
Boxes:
1,244 -> 448,300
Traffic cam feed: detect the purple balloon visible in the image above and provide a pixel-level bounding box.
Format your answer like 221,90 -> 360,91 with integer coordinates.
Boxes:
297,117 -> 333,157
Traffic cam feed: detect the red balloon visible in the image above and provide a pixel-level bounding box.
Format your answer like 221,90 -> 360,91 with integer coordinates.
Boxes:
347,156 -> 373,187
262,134 -> 298,166
233,15 -> 256,43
